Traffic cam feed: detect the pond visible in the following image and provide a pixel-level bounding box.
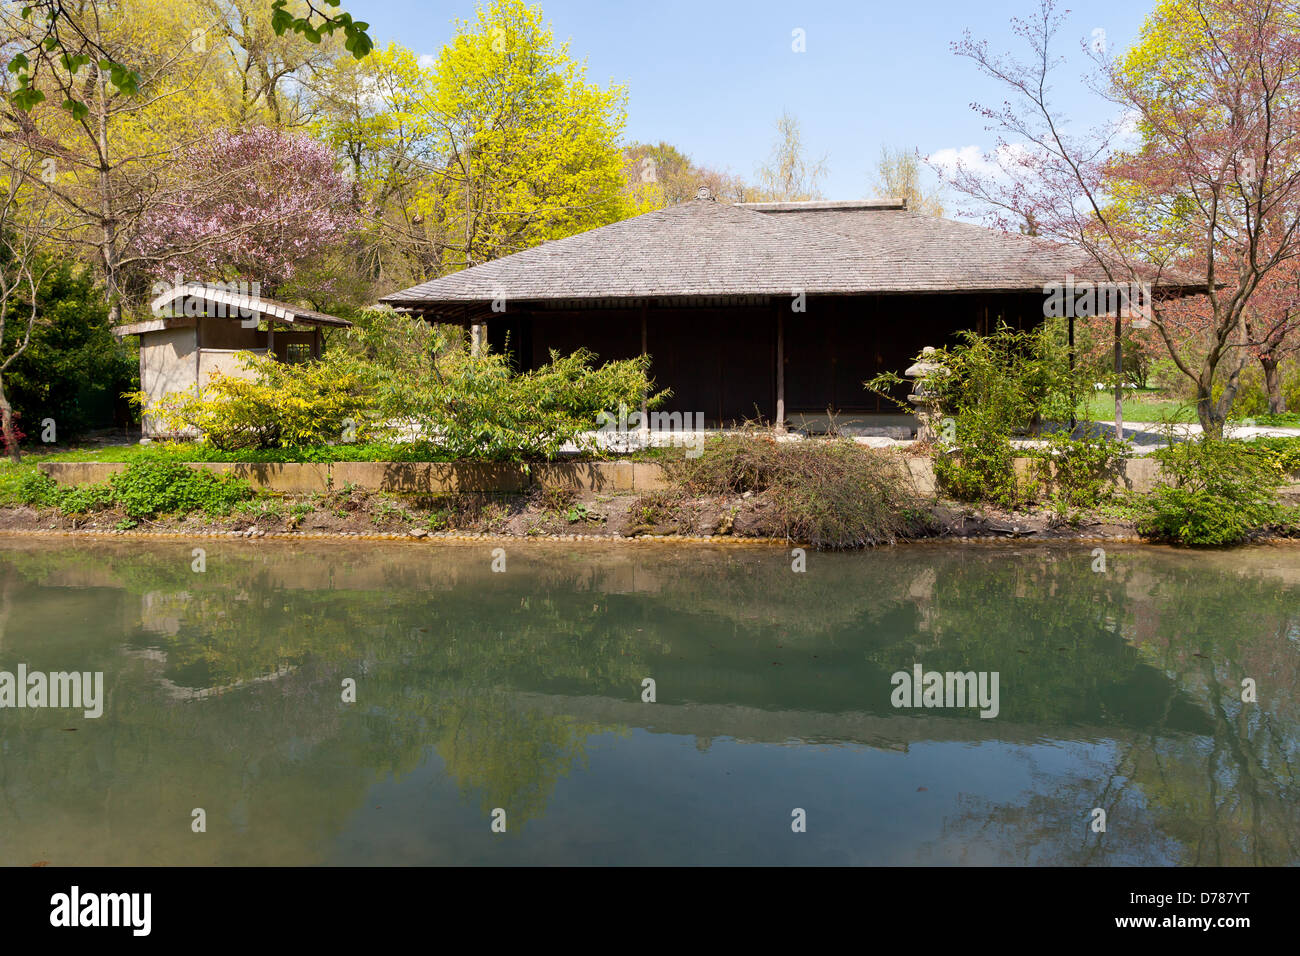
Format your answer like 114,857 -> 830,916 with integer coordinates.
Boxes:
0,536 -> 1296,865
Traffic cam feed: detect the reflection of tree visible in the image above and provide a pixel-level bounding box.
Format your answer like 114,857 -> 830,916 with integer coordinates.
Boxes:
0,540 -> 1297,863
1122,562 -> 1300,865
431,688 -> 614,826
919,558 -> 1300,865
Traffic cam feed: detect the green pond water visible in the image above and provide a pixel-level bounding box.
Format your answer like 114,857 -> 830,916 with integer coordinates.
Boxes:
0,537 -> 1296,866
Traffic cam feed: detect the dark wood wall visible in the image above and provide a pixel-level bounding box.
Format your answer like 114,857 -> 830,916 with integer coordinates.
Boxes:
473,291 -> 1044,426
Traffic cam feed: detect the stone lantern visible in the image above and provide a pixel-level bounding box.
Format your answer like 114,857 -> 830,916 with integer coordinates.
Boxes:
904,347 -> 945,442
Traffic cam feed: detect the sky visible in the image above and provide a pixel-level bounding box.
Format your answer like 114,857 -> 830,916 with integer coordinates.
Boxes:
348,0 -> 1155,212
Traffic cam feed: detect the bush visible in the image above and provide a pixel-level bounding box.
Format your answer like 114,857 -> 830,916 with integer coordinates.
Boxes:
141,352 -> 377,450
678,433 -> 926,548
1247,436 -> 1300,473
3,460 -> 251,519
57,482 -> 116,515
12,470 -> 59,506
143,313 -> 665,461
109,460 -> 253,519
2,257 -> 136,441
1136,439 -> 1289,546
373,336 -> 667,461
1031,431 -> 1129,512
874,324 -> 1085,508
934,417 -> 1024,508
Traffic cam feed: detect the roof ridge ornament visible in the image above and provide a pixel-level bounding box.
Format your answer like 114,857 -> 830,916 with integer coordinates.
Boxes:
695,184 -> 715,201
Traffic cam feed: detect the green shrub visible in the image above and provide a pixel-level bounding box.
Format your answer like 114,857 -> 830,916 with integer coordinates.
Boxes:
1136,439 -> 1288,546
2,256 -> 136,441
384,342 -> 667,461
1248,436 -> 1300,473
56,482 -> 114,515
140,352 -> 377,450
109,460 -> 253,519
141,314 -> 664,461
13,470 -> 59,507
1031,431 -> 1129,512
872,325 -> 1085,508
679,433 -> 925,548
1,461 -> 250,519
933,417 -> 1024,508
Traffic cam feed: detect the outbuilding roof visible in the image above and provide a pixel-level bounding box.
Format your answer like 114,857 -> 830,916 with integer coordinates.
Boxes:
380,191 -> 1204,308
113,283 -> 351,337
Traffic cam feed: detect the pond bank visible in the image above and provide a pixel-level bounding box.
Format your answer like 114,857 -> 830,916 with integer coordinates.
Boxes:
4,489 -> 1292,546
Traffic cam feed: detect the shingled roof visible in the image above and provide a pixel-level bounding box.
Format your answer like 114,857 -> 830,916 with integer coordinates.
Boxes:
380,191 -> 1202,307
114,282 -> 351,337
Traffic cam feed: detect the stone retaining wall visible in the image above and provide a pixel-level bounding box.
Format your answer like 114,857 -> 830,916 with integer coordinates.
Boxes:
38,460 -> 670,494
36,456 -> 1299,497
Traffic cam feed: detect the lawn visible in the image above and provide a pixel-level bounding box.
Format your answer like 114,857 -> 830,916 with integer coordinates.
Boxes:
1077,390 -> 1200,424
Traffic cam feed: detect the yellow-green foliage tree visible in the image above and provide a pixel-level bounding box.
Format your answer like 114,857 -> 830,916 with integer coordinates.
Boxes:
1,0 -> 235,322
142,351 -> 378,448
310,43 -> 447,294
310,2 -> 633,292
424,0 -> 630,270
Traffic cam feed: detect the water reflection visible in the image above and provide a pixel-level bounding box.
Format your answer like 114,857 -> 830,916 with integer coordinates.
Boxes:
0,538 -> 1295,865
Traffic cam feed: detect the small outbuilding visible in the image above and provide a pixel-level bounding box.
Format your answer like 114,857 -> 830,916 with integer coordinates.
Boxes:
113,283 -> 351,437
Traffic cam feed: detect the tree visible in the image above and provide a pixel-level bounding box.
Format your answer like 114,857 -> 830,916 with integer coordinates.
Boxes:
873,146 -> 944,216
0,148 -> 60,461
4,0 -> 371,118
620,141 -> 750,210
941,0 -> 1300,438
308,1 -> 633,284
1,0 -> 233,322
1246,264 -> 1300,412
201,0 -> 357,128
137,126 -> 356,295
420,0 -> 630,271
754,111 -> 827,202
309,43 -> 448,295
2,256 -> 135,441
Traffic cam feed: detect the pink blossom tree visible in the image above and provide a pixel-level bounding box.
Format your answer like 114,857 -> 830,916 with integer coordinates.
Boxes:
139,127 -> 357,297
939,0 -> 1300,437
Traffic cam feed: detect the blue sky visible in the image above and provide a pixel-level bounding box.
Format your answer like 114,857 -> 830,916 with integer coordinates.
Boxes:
349,0 -> 1153,209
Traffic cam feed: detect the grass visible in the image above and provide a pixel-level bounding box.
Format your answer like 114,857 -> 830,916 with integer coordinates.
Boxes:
0,438 -> 679,473
1077,391 -> 1200,424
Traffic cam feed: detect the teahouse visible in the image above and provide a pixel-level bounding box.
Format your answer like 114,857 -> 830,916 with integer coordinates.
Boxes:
381,188 -> 1200,433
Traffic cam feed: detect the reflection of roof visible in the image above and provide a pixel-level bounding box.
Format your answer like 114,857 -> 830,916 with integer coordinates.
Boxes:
508,690 -> 1211,748
380,195 -> 1207,308
113,282 -> 351,337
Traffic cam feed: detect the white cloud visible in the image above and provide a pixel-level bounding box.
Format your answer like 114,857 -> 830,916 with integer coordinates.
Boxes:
927,142 -> 1041,180
927,144 -> 995,177
417,54 -> 437,70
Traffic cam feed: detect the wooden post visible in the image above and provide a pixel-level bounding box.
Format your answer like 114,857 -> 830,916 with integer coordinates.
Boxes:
194,314 -> 202,397
775,301 -> 786,434
1068,314 -> 1076,430
1113,313 -> 1123,440
266,317 -> 275,360
639,303 -> 649,434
